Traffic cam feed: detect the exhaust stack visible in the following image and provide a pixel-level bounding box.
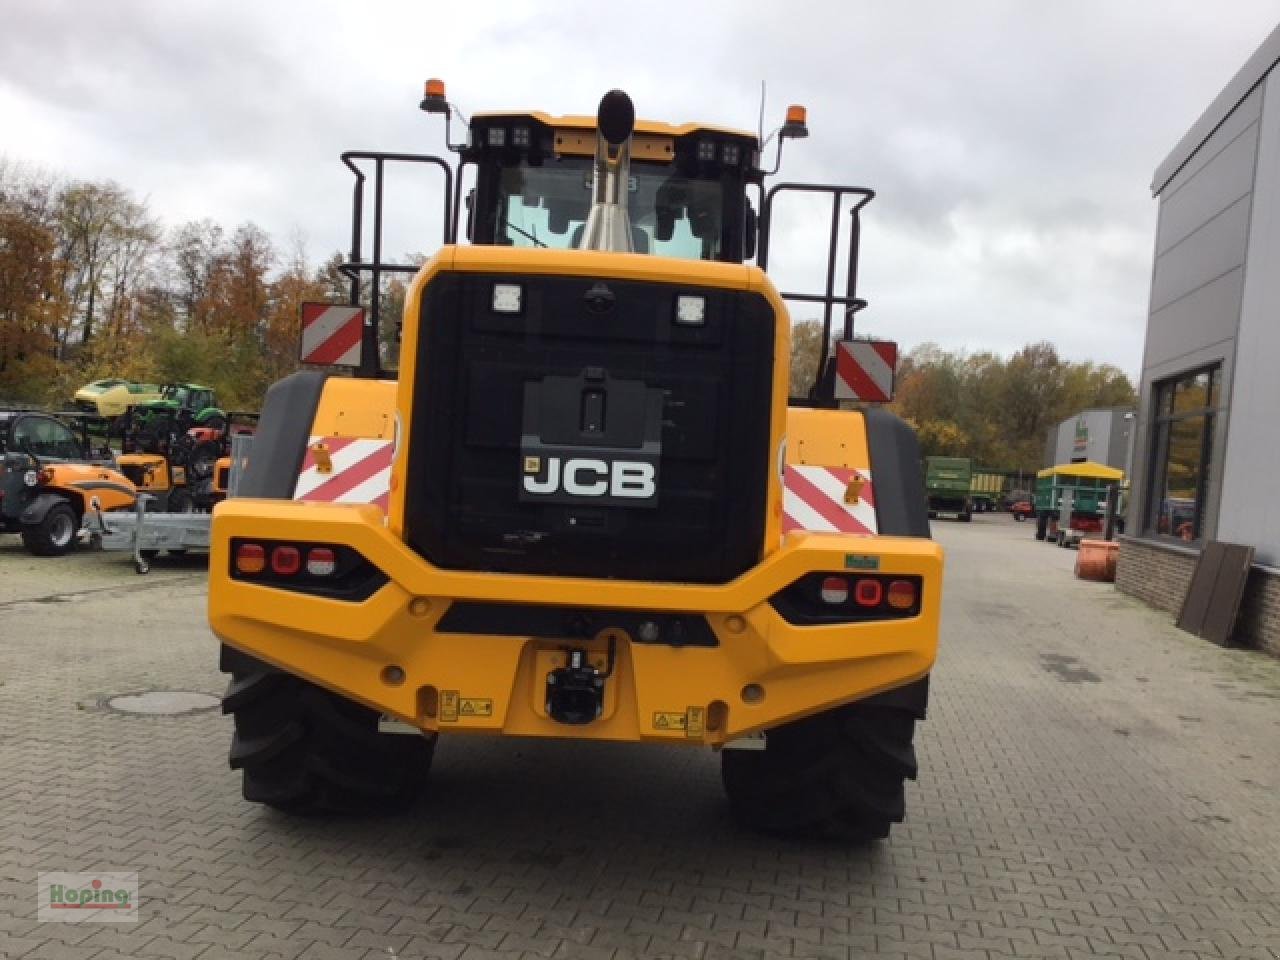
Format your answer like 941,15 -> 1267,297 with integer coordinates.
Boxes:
578,90 -> 636,253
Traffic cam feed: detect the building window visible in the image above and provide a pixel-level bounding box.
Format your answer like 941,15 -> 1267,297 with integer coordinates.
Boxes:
1146,365 -> 1219,542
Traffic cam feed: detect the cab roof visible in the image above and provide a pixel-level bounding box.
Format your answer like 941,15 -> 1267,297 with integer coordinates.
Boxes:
470,111 -> 759,146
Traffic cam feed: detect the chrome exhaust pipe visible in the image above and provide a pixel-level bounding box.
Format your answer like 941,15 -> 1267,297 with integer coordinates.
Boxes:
578,90 -> 636,252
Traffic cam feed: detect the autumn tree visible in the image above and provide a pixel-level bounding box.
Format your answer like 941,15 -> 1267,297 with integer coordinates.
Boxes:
0,204 -> 59,401
890,340 -> 1136,472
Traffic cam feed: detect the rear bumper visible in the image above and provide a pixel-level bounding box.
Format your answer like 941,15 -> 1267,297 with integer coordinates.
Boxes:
209,499 -> 943,744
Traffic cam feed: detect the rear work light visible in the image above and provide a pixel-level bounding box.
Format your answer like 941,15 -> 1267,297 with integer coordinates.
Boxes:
675,294 -> 706,326
770,572 -> 924,626
229,538 -> 388,602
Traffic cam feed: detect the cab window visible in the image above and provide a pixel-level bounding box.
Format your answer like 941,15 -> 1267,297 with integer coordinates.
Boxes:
491,157 -> 726,261
12,416 -> 81,460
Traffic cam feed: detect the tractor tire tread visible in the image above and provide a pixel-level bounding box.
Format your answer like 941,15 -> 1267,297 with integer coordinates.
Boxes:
722,700 -> 918,842
223,666 -> 433,815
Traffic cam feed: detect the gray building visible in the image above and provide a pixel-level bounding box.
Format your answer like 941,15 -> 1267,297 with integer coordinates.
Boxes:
1043,407 -> 1135,471
1117,24 -> 1280,656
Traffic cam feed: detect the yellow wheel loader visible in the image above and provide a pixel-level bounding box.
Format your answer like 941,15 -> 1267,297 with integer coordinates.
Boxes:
208,85 -> 943,839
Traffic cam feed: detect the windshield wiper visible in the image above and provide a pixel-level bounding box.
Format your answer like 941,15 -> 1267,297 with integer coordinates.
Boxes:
504,220 -> 547,248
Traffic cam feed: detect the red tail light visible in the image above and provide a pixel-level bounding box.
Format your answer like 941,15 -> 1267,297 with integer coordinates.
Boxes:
770,572 -> 923,624
235,543 -> 265,575
229,538 -> 387,601
854,578 -> 883,607
271,545 -> 301,575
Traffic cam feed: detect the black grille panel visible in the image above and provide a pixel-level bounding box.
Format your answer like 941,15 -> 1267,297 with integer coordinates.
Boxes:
119,463 -> 147,487
404,272 -> 776,583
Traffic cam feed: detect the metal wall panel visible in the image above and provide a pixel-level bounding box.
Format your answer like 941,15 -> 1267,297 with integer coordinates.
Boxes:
1158,86 -> 1262,197
1218,73 -> 1280,566
1144,269 -> 1244,368
1153,30 -> 1277,192
1150,195 -> 1252,313
1156,122 -> 1258,255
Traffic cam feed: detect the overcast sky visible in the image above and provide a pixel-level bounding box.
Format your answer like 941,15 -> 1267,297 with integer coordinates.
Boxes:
4,1 -> 1279,375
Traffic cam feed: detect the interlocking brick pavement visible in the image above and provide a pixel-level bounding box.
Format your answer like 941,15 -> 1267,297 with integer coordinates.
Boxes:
1,520 -> 1278,959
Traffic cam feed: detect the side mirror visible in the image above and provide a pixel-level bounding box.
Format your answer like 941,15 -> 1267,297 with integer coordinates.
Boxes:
743,200 -> 757,261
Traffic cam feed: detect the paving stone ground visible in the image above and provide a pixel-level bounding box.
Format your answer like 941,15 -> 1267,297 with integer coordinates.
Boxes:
1,517 -> 1278,960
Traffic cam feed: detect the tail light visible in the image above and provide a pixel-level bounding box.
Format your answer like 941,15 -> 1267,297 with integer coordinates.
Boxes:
886,580 -> 916,610
235,543 -> 265,575
819,576 -> 849,605
270,546 -> 301,575
229,538 -> 387,601
306,547 -> 336,576
770,572 -> 923,625
854,578 -> 884,607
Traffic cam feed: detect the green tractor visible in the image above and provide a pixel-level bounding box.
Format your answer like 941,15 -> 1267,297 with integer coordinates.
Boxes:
125,383 -> 226,454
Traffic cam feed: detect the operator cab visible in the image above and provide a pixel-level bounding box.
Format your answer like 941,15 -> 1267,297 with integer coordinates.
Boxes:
462,112 -> 760,262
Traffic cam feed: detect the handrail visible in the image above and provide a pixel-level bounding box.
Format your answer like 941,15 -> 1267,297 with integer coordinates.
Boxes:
339,152 -> 454,377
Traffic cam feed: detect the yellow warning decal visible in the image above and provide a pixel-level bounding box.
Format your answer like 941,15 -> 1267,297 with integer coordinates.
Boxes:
685,706 -> 705,738
653,707 -> 706,737
459,698 -> 493,718
653,712 -> 687,731
440,690 -> 459,722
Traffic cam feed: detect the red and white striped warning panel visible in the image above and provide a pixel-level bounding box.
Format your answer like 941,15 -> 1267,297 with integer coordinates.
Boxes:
294,436 -> 393,512
300,303 -> 364,367
783,465 -> 878,536
834,339 -> 898,402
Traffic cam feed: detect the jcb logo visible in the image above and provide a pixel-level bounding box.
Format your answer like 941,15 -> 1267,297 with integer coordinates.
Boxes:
523,457 -> 656,500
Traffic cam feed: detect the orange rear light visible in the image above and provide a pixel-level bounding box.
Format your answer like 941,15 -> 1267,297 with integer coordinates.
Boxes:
235,543 -> 265,575
887,580 -> 916,610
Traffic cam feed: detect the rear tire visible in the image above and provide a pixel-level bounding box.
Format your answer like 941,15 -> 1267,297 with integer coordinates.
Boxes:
722,697 -> 920,841
21,501 -> 79,556
222,649 -> 434,814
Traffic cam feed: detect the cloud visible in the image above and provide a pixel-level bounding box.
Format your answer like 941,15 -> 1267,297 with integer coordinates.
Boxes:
3,0 -> 1278,375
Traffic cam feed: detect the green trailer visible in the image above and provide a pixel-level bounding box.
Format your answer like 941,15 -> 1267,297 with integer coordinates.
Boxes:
926,456 -> 973,522
1034,461 -> 1124,547
969,469 -> 1005,513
